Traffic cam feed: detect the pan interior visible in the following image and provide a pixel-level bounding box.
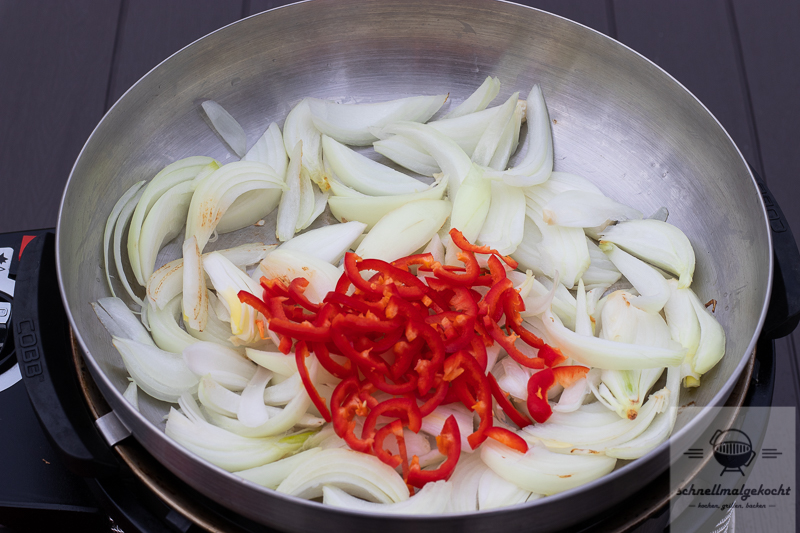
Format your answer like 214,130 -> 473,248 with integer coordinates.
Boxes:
56,0 -> 770,528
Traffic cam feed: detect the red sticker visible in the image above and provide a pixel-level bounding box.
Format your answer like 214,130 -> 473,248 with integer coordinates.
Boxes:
19,235 -> 36,259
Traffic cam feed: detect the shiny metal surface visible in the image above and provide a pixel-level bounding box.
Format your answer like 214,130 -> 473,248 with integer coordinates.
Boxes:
56,0 -> 772,531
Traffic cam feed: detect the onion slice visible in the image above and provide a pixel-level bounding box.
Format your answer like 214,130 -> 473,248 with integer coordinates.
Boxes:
104,180 -> 145,300
200,100 -> 247,157
444,75 -> 500,119
323,481 -> 451,514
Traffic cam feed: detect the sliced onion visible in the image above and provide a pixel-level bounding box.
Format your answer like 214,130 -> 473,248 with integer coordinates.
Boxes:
444,75 -> 500,119
279,221 -> 366,264
204,252 -> 264,344
283,99 -> 325,188
600,219 -> 695,288
200,100 -> 247,157
687,288 -> 726,376
128,157 -> 217,286
182,236 -> 208,332
185,291 -> 243,350
322,134 -> 429,195
93,297 -> 154,345
236,448 -> 322,488
373,135 -> 440,177
328,177 -> 448,230
323,481 -> 451,514
484,85 -> 553,187
238,366 -> 274,428
243,122 -> 288,175
355,199 -> 452,262
543,190 -> 643,228
198,375 -> 241,417
307,94 -> 447,146
600,243 -> 670,313
187,161 -> 286,251
277,448 -> 410,503
480,439 -> 616,496
582,238 -> 622,290
276,141 -> 303,241
542,309 -> 685,370
478,468 -> 533,510
449,165 -> 491,243
663,279 -> 701,384
245,348 -> 298,377
123,380 -> 139,410
263,372 -> 303,406
488,100 -> 526,171
421,403 -> 474,453
477,181 -> 526,256
149,296 -> 199,353
183,341 -> 257,391
444,452 -> 490,513
104,181 -> 145,300
112,337 -> 198,402
470,92 -> 519,167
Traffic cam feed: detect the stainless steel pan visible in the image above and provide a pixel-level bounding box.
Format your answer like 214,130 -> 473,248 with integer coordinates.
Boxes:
56,0 -> 774,530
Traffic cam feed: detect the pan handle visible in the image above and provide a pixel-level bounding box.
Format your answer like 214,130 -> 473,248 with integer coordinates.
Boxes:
14,231 -> 119,477
751,166 -> 800,339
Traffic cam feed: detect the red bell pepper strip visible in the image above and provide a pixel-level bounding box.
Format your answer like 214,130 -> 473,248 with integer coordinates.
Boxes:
503,290 -> 546,350
287,277 -> 320,313
362,398 -> 423,440
527,368 -> 556,424
364,368 -> 419,395
405,320 -> 446,394
406,415 -> 461,488
416,376 -> 449,417
389,337 -> 424,379
312,341 -> 354,379
358,258 -> 428,299
373,420 -> 408,469
485,427 -> 529,453
432,251 -> 481,286
260,276 -> 291,299
443,350 -> 493,449
331,315 -> 389,374
468,335 -> 488,372
392,252 -> 437,272
488,373 -> 533,428
237,290 -> 272,320
486,255 -> 507,284
335,270 -> 352,295
267,318 -> 331,343
552,365 -> 590,388
449,228 -> 518,269
483,317 -> 545,369
478,278 -> 514,321
539,344 -> 567,368
331,376 -> 374,453
295,341 -> 331,422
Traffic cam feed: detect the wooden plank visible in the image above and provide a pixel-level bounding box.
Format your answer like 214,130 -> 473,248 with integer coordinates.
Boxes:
106,0 -> 244,107
612,0 -> 759,169
0,1 -> 120,233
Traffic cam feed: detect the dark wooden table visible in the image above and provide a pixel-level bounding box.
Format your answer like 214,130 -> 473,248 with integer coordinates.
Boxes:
1,0 -> 797,527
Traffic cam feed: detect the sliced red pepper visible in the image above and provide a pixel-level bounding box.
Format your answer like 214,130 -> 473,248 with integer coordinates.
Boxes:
468,335 -> 488,372
331,315 -> 389,374
478,278 -> 514,321
373,419 -> 407,469
260,276 -> 290,299
237,290 -> 272,320
488,373 -> 533,428
486,255 -> 507,284
405,320 -> 446,394
362,398 -> 422,441
267,317 -> 331,343
443,350 -> 493,449
313,341 -> 354,379
358,258 -> 428,299
392,253 -> 437,272
295,341 -> 331,422
449,228 -> 518,269
324,291 -> 383,316
287,277 -> 320,313
503,290 -> 546,350
335,270 -> 352,295
364,368 -> 418,395
331,376 -> 374,452
432,251 -> 480,286
552,365 -> 590,388
526,368 -> 556,424
485,427 -> 529,453
338,312 -> 403,335
406,415 -> 461,488
483,317 -> 545,369
539,344 -> 568,368
416,375 -> 449,417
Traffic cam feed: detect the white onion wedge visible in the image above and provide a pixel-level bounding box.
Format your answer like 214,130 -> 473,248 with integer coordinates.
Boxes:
307,94 -> 447,146
600,219 -> 695,288
93,297 -> 154,345
236,448 -> 322,488
444,75 -> 500,119
373,135 -> 440,177
238,366 -> 274,428
123,380 -> 139,410
198,375 -> 241,417
279,221 -> 366,264
355,199 -> 452,262
276,141 -> 302,242
541,309 -> 685,370
663,279 -> 702,385
449,165 -> 491,243
182,236 -> 208,332
149,297 -> 199,353
488,100 -> 526,171
245,348 -> 298,377
582,238 -> 622,290
484,85 -> 553,187
183,341 -> 257,391
128,157 -> 217,286
481,439 -> 616,496
187,161 -> 286,252
104,180 -> 145,300
277,448 -> 409,503
543,190 -> 643,228
322,134 -> 429,195
204,252 -> 264,344
444,452 -> 490,513
200,100 -> 247,157
687,289 -> 726,376
477,180 -> 525,255
328,177 -> 448,230
111,185 -> 146,305
471,92 -> 519,167
112,337 -> 198,402
283,99 -> 324,188
600,243 -> 670,313
323,481 -> 451,515
478,468 -> 533,510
